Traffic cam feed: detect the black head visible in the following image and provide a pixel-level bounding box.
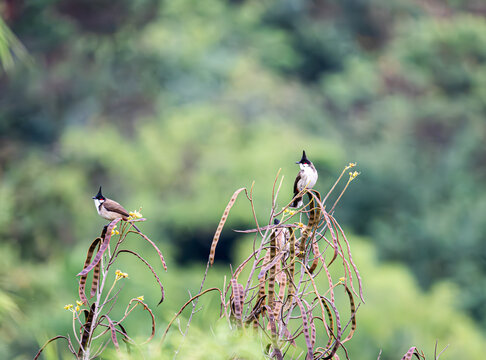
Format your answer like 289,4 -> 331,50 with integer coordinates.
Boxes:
274,218 -> 280,225
92,186 -> 105,200
296,150 -> 311,165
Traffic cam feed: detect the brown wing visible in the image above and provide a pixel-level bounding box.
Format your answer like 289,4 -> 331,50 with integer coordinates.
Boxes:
290,171 -> 304,207
103,199 -> 130,217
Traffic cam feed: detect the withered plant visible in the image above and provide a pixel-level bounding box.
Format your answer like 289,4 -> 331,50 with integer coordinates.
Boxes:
35,216 -> 167,360
396,342 -> 448,360
33,168 -> 447,360
163,164 -> 364,359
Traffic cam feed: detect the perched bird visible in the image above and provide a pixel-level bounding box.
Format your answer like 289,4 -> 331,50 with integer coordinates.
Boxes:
92,186 -> 130,221
92,187 -> 143,233
290,150 -> 318,208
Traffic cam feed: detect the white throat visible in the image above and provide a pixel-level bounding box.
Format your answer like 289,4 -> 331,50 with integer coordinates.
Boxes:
94,199 -> 102,214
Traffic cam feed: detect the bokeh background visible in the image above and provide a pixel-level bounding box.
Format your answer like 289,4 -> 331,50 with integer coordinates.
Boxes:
1,0 -> 486,359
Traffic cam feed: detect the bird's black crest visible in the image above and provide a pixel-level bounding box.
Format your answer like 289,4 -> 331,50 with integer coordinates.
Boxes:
92,186 -> 105,200
297,150 -> 311,165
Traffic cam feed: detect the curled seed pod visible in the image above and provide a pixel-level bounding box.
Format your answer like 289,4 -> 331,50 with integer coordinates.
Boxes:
267,231 -> 277,313
210,188 -> 246,266
77,219 -> 121,277
79,238 -> 101,303
230,279 -> 244,325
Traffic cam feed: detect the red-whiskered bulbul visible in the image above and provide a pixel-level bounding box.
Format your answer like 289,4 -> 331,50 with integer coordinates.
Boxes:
92,186 -> 141,232
290,150 -> 318,208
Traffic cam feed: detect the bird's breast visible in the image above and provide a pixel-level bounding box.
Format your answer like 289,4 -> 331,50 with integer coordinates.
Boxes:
300,167 -> 318,189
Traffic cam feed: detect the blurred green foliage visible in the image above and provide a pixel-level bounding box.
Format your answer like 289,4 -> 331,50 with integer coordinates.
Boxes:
1,0 -> 486,358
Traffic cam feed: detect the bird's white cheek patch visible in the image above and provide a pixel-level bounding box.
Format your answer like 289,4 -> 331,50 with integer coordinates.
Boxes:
94,199 -> 101,212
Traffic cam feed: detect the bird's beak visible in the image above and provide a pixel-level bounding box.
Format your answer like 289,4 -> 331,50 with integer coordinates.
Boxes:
92,196 -> 97,199
296,161 -> 300,164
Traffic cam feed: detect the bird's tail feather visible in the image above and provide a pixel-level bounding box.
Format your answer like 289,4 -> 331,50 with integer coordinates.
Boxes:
290,196 -> 303,208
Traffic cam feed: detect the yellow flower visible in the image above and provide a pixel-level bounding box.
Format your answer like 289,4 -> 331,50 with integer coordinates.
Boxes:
297,222 -> 304,228
339,277 -> 346,283
137,296 -> 144,301
111,225 -> 118,236
349,171 -> 360,180
284,208 -> 289,213
64,304 -> 73,310
345,162 -> 357,171
76,300 -> 84,307
75,306 -> 80,312
115,269 -> 129,281
129,208 -> 143,219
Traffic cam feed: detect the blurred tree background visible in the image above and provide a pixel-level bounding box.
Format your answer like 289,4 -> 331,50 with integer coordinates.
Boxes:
1,0 -> 486,359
